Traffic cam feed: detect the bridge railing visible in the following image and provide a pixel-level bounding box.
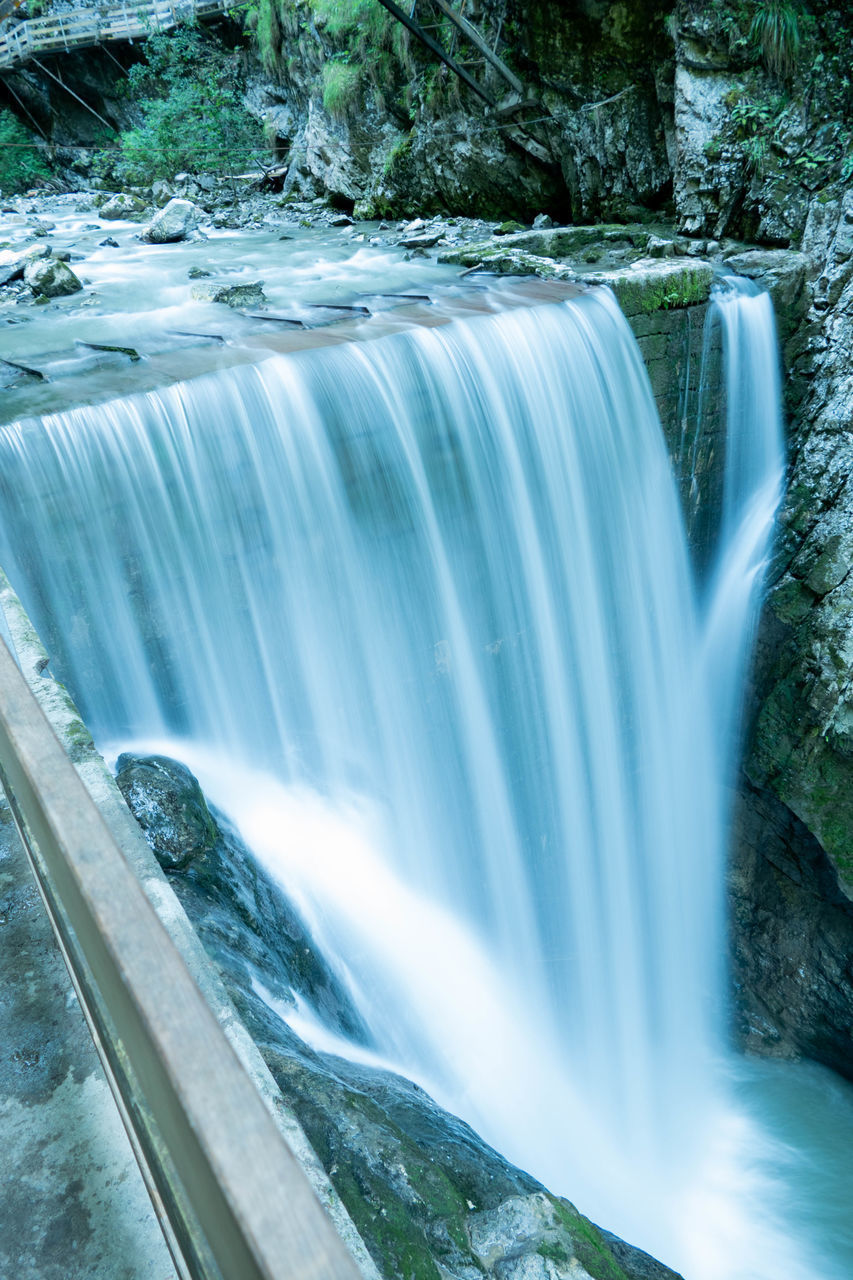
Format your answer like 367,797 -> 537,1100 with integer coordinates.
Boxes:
0,630 -> 363,1280
0,0 -> 231,68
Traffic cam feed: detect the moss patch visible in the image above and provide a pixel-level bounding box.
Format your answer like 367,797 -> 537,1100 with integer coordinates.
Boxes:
603,264 -> 714,316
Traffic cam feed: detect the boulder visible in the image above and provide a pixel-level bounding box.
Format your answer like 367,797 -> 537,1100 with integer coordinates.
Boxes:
115,754 -> 218,871
144,198 -> 204,244
23,257 -> 83,298
115,752 -> 370,1041
399,230 -> 442,249
99,192 -> 147,220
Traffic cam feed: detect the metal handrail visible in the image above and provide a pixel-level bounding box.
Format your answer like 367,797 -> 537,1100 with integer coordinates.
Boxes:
0,634 -> 362,1280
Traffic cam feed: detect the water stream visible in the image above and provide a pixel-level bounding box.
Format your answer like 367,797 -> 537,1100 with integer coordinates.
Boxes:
1,273 -> 851,1278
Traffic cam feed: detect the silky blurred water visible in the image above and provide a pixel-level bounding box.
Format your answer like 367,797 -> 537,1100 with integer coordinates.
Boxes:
0,284 -> 845,1278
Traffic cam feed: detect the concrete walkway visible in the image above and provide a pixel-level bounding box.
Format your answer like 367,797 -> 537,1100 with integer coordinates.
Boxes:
0,796 -> 176,1280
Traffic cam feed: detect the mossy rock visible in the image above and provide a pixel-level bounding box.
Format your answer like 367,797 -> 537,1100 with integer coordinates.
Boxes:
592,263 -> 713,316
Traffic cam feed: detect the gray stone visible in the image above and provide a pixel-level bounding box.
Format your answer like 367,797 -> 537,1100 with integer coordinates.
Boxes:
144,198 -> 204,244
399,230 -> 442,249
190,280 -> 267,308
23,257 -> 83,298
533,213 -> 554,229
646,235 -> 677,257
0,800 -> 177,1280
149,180 -> 173,208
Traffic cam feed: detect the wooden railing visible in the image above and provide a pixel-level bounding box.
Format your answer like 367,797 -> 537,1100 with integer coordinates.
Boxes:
0,617 -> 364,1280
0,0 -> 232,69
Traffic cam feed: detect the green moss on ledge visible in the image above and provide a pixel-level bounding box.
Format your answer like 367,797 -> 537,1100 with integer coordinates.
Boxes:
593,263 -> 714,317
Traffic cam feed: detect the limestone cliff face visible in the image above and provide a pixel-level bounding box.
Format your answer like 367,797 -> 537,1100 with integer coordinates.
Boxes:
249,0 -> 674,221
729,188 -> 853,1078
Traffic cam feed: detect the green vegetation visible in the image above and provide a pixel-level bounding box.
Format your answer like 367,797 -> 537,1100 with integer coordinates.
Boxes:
550,1198 -> 631,1280
750,0 -> 801,80
729,93 -> 785,175
381,131 -> 413,180
96,24 -> 262,184
537,1240 -> 572,1265
0,109 -> 50,194
607,265 -> 712,317
322,60 -> 362,119
252,0 -> 412,117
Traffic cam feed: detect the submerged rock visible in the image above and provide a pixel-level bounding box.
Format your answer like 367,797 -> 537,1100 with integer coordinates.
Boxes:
117,752 -> 683,1280
23,257 -> 82,298
144,198 -> 204,244
190,280 -> 267,308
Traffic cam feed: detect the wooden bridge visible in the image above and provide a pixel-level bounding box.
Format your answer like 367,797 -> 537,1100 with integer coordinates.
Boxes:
0,0 -> 231,70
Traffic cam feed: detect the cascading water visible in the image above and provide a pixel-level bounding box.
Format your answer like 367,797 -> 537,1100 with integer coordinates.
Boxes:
0,283 -> 837,1277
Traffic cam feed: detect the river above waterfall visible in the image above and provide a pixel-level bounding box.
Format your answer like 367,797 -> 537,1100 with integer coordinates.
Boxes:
0,196 -> 584,424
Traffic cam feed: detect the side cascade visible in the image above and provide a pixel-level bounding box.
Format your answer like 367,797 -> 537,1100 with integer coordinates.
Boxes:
0,285 -> 796,1276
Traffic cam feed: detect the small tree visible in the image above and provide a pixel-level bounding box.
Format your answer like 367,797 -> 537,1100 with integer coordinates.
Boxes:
0,109 -> 50,194
101,24 -> 263,184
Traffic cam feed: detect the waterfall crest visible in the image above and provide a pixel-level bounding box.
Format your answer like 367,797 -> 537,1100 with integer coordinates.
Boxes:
0,286 -> 794,1274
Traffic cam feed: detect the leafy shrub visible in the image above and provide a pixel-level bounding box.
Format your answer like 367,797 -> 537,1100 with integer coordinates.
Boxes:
730,93 -> 786,176
0,109 -> 50,194
98,24 -> 263,184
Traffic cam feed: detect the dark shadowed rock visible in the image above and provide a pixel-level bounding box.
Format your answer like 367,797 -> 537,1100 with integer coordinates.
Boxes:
729,780 -> 853,1081
115,752 -> 368,1040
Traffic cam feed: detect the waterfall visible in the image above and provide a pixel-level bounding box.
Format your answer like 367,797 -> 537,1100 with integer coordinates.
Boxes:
0,285 -> 795,1275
